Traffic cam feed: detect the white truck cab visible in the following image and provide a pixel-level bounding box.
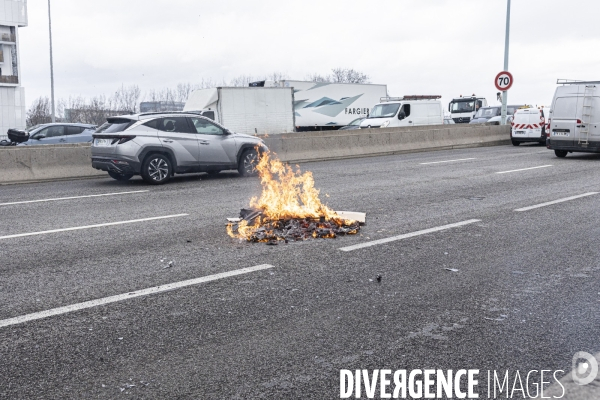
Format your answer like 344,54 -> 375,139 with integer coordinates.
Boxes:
359,96 -> 444,129
448,95 -> 488,123
547,80 -> 600,157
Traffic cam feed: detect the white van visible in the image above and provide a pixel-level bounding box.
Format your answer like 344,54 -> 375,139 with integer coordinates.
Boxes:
547,80 -> 600,157
359,96 -> 444,129
510,107 -> 549,146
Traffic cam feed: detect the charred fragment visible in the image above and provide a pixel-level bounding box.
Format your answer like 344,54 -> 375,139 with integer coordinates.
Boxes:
227,209 -> 361,243
226,150 -> 363,244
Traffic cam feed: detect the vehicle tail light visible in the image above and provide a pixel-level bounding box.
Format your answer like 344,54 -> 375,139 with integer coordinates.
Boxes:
110,136 -> 136,145
546,119 -> 551,137
577,119 -> 582,124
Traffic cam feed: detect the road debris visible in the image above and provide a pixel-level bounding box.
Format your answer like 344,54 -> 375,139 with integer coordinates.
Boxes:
444,268 -> 459,272
226,150 -> 364,243
376,275 -> 382,282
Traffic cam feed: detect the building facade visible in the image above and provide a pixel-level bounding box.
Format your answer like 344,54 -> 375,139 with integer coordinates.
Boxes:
0,0 -> 26,139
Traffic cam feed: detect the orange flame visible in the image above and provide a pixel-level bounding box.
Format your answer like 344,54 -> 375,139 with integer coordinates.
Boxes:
227,150 -> 357,241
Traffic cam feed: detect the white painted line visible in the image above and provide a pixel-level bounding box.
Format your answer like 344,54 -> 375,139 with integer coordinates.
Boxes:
496,165 -> 553,174
0,264 -> 275,329
339,219 -> 481,252
419,158 -> 476,165
0,190 -> 149,207
0,214 -> 188,240
515,192 -> 599,212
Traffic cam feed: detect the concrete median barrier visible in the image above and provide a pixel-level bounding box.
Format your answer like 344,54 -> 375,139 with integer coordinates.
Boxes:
263,124 -> 510,163
0,143 -> 104,184
0,124 -> 510,184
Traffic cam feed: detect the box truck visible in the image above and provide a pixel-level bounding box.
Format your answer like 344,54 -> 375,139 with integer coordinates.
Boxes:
257,80 -> 388,131
183,87 -> 295,135
547,79 -> 600,157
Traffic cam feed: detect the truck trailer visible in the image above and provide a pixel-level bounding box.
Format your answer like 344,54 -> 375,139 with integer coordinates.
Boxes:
256,80 -> 388,131
183,87 -> 295,135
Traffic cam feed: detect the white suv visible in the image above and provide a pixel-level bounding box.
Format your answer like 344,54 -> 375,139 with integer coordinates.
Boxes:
91,112 -> 268,184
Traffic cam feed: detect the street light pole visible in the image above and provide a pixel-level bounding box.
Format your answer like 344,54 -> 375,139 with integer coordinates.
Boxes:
501,0 -> 511,125
48,0 -> 55,123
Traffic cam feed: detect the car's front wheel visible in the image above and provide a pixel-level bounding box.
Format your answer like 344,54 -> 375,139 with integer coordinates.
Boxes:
554,149 -> 568,158
108,171 -> 133,181
141,154 -> 172,184
238,149 -> 259,177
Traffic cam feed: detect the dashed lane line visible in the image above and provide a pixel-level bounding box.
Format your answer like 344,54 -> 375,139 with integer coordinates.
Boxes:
0,214 -> 188,240
496,165 -> 553,174
339,219 -> 481,252
0,264 -> 276,328
0,190 -> 149,207
419,158 -> 477,165
515,192 -> 598,212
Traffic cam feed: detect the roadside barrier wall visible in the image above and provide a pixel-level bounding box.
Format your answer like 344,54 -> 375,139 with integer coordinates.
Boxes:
0,124 -> 510,184
263,124 -> 510,162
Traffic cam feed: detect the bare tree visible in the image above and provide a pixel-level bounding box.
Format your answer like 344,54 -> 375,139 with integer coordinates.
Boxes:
229,74 -> 257,87
26,97 -> 52,127
305,68 -> 370,84
265,71 -> 289,82
330,68 -> 370,84
112,84 -> 141,113
304,72 -> 331,83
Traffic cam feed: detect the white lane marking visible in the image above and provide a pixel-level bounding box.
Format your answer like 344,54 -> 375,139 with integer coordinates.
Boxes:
419,158 -> 476,165
0,264 -> 275,329
339,219 -> 481,252
515,192 -> 599,212
0,190 -> 149,207
496,165 -> 553,174
0,214 -> 188,240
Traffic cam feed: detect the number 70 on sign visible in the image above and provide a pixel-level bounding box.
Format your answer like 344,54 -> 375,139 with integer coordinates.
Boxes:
495,71 -> 513,91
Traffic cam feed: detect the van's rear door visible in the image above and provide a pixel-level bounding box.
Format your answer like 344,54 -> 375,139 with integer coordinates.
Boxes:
550,96 -> 578,147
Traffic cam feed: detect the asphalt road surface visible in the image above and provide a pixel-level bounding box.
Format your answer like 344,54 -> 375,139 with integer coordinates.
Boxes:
1,143 -> 599,399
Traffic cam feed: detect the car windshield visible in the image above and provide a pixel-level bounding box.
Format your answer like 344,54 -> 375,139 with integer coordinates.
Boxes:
25,124 -> 43,133
348,118 -> 364,126
450,100 -> 475,113
96,118 -> 136,133
368,103 -> 400,118
474,107 -> 500,118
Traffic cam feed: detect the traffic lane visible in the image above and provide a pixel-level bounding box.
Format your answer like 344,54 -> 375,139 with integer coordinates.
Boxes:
0,173 -> 261,237
1,204 -> 598,398
2,151 -> 600,320
0,142 -> 552,206
0,144 -> 580,234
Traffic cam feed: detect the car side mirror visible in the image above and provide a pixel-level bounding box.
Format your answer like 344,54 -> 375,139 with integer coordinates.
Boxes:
35,135 -> 44,140
223,129 -> 231,135
398,111 -> 406,120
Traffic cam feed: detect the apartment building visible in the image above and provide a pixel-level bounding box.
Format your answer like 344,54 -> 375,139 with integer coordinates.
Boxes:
0,0 -> 26,139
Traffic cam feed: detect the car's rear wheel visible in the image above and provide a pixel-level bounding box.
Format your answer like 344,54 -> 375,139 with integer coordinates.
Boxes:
108,171 -> 133,181
554,149 -> 568,158
141,154 -> 172,184
511,140 -> 520,146
238,149 -> 259,177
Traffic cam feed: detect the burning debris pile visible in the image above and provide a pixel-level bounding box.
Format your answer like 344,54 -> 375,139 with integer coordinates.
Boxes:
227,151 -> 363,243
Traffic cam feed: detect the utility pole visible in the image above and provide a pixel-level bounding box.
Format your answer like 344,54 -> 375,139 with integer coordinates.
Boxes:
501,0 -> 511,125
48,0 -> 55,123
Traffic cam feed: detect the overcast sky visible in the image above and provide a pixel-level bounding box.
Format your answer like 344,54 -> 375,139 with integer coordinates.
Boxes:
19,0 -> 600,111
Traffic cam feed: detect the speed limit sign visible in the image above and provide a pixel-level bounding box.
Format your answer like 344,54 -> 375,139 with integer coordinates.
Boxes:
495,71 -> 513,91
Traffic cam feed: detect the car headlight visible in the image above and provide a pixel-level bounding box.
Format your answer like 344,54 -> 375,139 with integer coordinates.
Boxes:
381,120 -> 390,128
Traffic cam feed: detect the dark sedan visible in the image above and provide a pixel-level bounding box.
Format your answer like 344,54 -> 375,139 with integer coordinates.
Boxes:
339,117 -> 366,130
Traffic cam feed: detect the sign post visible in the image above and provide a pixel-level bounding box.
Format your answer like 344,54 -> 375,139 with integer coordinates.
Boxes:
501,0 -> 511,125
